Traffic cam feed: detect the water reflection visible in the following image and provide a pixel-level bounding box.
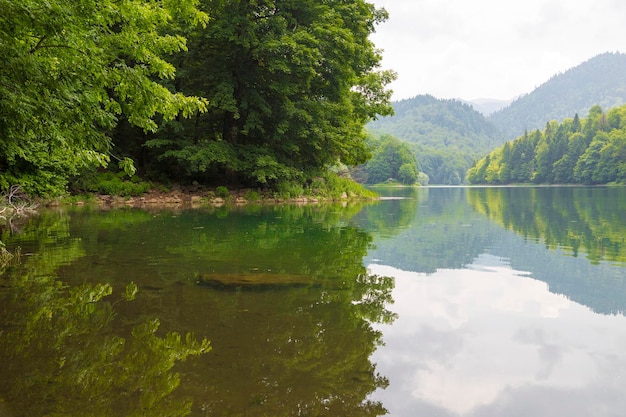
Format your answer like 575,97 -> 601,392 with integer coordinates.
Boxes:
368,259 -> 626,417
0,243 -> 210,417
3,187 -> 626,416
467,186 -> 626,265
364,187 -> 626,314
0,203 -> 396,417
357,187 -> 498,273
465,187 -> 626,315
362,186 -> 626,416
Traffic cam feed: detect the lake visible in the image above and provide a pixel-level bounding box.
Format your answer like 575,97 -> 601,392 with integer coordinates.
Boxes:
1,186 -> 625,416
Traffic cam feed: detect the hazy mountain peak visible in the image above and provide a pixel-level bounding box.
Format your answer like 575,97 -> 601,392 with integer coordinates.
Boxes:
460,98 -> 513,116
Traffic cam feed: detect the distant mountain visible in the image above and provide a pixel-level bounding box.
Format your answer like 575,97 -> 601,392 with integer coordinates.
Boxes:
461,98 -> 512,116
367,95 -> 504,184
489,52 -> 626,140
367,52 -> 626,184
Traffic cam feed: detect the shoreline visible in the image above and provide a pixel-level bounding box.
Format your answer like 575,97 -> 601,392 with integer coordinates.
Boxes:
47,187 -> 377,209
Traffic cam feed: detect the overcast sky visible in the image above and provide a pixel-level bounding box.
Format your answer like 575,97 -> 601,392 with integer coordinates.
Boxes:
370,0 -> 626,101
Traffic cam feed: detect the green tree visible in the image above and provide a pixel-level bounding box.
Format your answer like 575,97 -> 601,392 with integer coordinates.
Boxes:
419,149 -> 468,185
398,163 -> 418,184
593,129 -> 626,183
553,132 -> 588,183
583,105 -> 608,139
574,131 -> 609,184
143,0 -> 395,187
0,0 -> 208,195
363,135 -> 419,184
572,113 -> 582,132
500,141 -> 513,182
532,121 -> 565,183
469,105 -> 626,186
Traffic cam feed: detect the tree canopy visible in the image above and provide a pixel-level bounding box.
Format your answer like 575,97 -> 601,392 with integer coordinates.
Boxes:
0,0 -> 209,195
351,134 -> 420,185
0,0 -> 394,196
136,0 -> 395,188
367,94 -> 503,184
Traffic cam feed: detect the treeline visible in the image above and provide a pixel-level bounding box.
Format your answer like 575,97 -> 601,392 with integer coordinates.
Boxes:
0,0 -> 394,196
467,104 -> 626,185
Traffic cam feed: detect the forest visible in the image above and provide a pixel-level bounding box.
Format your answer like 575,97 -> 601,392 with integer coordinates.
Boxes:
467,104 -> 626,185
0,0 -> 394,197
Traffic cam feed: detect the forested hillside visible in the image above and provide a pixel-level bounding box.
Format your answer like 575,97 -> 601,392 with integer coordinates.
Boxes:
489,52 -> 626,140
0,0 -> 394,196
367,95 -> 504,184
467,104 -> 626,185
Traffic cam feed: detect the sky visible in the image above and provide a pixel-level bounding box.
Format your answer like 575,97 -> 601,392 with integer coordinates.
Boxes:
370,0 -> 626,101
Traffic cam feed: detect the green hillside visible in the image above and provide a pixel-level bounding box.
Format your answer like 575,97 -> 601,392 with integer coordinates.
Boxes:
368,95 -> 504,184
489,52 -> 626,140
369,95 -> 503,153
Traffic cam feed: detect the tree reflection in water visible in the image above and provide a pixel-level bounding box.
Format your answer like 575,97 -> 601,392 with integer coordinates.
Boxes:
0,203 -> 397,417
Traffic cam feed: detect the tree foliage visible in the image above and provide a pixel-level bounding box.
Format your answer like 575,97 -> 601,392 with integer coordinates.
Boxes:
352,134 -> 420,184
136,0 -> 395,187
2,0 -> 393,196
467,104 -> 626,185
0,0 -> 209,195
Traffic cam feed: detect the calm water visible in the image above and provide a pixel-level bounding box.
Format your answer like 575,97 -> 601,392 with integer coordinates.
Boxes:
1,187 -> 625,416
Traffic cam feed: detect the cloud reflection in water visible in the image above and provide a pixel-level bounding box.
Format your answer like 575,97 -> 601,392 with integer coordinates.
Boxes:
368,255 -> 626,417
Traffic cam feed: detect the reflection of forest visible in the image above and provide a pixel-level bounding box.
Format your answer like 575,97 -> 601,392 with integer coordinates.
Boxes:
467,187 -> 626,265
466,186 -> 626,315
0,204 -> 396,417
483,229 -> 626,315
0,215 -> 210,417
362,187 -> 626,315
358,187 -> 496,273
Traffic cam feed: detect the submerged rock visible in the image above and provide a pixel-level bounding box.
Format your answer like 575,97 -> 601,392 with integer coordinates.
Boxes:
197,272 -> 312,290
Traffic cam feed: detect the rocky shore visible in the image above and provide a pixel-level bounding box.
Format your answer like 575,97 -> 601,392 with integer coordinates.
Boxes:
53,186 -> 364,209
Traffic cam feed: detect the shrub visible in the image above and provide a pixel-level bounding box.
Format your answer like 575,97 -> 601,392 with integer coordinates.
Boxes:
81,172 -> 151,196
215,186 -> 229,198
276,181 -> 304,199
243,189 -> 260,202
320,172 -> 377,199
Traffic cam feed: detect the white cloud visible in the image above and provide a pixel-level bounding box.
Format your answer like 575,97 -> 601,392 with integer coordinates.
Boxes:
371,0 -> 626,100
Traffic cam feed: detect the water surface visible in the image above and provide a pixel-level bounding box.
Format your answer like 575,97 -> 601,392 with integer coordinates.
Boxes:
1,186 -> 625,416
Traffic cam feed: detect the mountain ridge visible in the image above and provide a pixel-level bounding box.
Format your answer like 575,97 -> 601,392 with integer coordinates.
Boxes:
460,98 -> 512,116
